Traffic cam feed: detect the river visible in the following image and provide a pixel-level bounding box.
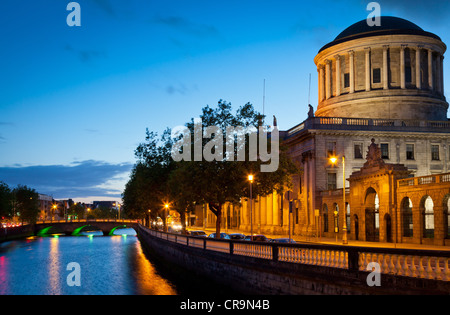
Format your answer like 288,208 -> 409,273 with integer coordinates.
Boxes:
0,228 -> 178,295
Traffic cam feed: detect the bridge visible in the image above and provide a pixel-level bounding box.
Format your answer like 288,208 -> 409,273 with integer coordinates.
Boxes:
34,219 -> 139,236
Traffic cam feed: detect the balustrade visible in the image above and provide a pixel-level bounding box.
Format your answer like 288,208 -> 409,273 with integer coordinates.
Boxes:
141,226 -> 450,282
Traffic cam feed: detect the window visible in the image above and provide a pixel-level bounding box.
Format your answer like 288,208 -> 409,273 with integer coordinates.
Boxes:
406,144 -> 415,160
380,143 -> 389,159
354,143 -> 363,159
423,196 -> 434,238
373,68 -> 381,84
326,141 -> 336,158
431,145 -> 440,161
344,73 -> 350,88
323,204 -> 329,233
405,66 -> 412,83
327,173 -> 337,190
402,198 -> 413,237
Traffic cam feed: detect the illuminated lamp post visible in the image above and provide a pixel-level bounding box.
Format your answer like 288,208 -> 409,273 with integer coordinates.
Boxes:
330,155 -> 348,245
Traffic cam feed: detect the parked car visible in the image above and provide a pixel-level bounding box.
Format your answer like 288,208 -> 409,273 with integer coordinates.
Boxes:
244,234 -> 270,242
269,238 -> 296,244
188,230 -> 207,237
228,233 -> 246,240
208,233 -> 230,239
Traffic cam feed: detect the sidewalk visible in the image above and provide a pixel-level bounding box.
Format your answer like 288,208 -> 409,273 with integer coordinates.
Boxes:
189,226 -> 450,251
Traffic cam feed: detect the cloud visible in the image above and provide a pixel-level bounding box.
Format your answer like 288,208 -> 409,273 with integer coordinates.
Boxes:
152,15 -> 220,39
0,160 -> 133,199
65,45 -> 107,63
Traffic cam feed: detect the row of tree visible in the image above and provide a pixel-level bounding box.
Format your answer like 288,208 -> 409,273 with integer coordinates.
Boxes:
0,182 -> 40,224
122,100 -> 299,237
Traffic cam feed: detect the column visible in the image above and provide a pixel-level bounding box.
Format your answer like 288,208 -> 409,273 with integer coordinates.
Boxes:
416,47 -> 422,89
335,55 -> 341,96
325,59 -> 332,100
272,191 -> 279,226
349,50 -> 355,93
428,49 -> 434,90
319,65 -> 325,102
400,45 -> 406,89
440,55 -> 444,95
383,45 -> 389,90
365,47 -> 371,91
436,54 -> 442,94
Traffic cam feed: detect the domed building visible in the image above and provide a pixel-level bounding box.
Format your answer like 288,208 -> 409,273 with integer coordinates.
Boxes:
314,16 -> 447,120
198,17 -> 450,246
233,17 -> 450,246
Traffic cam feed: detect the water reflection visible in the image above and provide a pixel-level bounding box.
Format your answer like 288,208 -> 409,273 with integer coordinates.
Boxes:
0,229 -> 177,295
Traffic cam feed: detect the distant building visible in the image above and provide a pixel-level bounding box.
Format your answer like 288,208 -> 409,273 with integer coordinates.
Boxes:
38,194 -> 53,220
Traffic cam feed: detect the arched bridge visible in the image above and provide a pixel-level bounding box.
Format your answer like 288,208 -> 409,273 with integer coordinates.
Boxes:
35,219 -> 139,236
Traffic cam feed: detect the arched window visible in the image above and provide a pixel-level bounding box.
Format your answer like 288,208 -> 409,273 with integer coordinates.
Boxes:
323,204 -> 329,233
402,198 -> 413,237
422,196 -> 434,238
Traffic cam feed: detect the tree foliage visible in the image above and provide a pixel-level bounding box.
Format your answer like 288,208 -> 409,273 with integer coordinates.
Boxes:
122,100 -> 298,237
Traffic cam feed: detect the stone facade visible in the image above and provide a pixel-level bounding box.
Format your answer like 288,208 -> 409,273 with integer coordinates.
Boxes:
201,17 -> 450,246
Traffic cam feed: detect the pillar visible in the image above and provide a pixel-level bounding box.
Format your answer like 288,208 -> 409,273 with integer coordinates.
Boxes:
436,54 -> 442,94
349,50 -> 355,93
383,45 -> 389,90
400,45 -> 406,89
325,59 -> 332,100
428,49 -> 434,90
440,55 -> 444,95
319,65 -> 325,102
335,55 -> 341,96
416,47 -> 422,89
365,47 -> 371,91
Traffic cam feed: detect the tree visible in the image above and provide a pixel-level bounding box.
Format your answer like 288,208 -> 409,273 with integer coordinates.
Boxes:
68,203 -> 86,219
172,100 -> 298,238
0,182 -> 12,220
13,185 -> 39,224
123,129 -> 177,230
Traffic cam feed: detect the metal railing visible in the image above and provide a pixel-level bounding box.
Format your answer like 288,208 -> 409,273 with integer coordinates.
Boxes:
140,225 -> 450,282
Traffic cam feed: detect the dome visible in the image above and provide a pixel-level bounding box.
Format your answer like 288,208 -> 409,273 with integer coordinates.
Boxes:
319,16 -> 441,53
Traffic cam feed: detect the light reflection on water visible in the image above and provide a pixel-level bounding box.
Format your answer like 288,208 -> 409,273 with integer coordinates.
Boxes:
0,228 -> 177,295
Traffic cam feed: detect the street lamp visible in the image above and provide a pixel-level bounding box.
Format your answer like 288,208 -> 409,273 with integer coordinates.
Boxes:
330,155 -> 348,245
248,175 -> 254,241
164,203 -> 170,232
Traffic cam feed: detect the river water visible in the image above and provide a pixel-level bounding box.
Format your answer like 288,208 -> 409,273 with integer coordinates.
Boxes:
0,228 -> 178,295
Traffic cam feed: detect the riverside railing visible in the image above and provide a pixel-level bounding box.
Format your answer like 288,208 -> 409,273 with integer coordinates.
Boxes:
141,226 -> 450,282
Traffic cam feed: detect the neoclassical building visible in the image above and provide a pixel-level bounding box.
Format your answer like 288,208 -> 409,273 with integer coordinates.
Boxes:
200,17 -> 450,245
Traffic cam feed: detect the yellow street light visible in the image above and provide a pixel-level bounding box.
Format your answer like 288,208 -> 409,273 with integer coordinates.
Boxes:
329,155 -> 348,245
248,174 -> 254,241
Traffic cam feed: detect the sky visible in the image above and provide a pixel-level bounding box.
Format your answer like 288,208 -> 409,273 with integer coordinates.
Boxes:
0,0 -> 450,203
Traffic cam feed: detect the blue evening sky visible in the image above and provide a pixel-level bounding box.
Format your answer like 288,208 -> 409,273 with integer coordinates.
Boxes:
1,0 -> 449,202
